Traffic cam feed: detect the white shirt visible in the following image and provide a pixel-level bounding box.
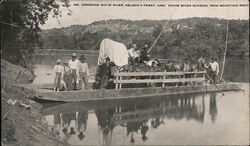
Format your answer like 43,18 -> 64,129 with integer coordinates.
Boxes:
69,59 -> 80,78
146,60 -> 158,66
210,62 -> 219,74
54,65 -> 63,73
68,59 -> 80,70
54,64 -> 64,77
128,48 -> 136,58
135,50 -> 140,58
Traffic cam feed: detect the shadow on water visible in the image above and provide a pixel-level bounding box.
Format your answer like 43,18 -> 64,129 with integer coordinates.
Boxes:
40,92 -> 224,145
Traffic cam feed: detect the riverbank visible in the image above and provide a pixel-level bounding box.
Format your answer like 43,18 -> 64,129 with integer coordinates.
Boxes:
1,59 -> 64,146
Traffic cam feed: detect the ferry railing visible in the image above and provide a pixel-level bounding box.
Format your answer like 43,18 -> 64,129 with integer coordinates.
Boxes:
114,71 -> 206,89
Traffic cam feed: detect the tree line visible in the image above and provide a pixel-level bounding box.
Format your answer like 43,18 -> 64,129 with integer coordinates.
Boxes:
1,0 -> 249,66
1,0 -> 70,65
40,18 -> 249,61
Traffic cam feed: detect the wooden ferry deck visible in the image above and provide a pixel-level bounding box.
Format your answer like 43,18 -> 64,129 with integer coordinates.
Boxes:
13,82 -> 244,102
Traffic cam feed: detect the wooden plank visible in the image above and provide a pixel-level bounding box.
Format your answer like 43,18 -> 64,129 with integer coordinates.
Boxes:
114,71 -> 206,77
114,77 -> 205,84
115,72 -> 184,76
184,71 -> 206,74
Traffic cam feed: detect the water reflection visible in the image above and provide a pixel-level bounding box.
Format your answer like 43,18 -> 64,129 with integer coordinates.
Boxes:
41,93 -> 219,145
96,108 -> 115,145
77,111 -> 88,140
209,92 -> 217,122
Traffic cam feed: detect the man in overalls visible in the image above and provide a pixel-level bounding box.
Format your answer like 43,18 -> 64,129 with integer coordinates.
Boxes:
79,55 -> 90,90
68,53 -> 80,90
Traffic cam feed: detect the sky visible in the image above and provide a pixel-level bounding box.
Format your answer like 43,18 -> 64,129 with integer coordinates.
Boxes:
41,0 -> 249,29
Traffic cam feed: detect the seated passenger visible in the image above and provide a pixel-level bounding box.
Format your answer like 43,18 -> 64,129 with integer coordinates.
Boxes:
128,44 -> 140,65
78,55 -> 90,90
140,44 -> 150,62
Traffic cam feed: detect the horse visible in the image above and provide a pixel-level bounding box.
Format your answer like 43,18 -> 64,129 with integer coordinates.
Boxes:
181,61 -> 199,86
163,61 -> 199,86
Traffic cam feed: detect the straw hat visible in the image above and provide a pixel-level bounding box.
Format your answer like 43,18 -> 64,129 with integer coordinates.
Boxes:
63,60 -> 68,64
72,53 -> 77,57
56,59 -> 62,63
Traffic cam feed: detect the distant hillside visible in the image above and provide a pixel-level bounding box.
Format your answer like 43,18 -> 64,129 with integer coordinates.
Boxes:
39,17 -> 249,60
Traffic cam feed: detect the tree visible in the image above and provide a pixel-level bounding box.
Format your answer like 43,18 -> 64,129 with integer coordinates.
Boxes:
1,0 -> 70,65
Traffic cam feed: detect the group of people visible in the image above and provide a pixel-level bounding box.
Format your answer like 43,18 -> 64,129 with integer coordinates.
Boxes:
53,47 -> 220,91
53,53 -> 90,92
197,55 -> 220,83
127,44 -> 150,65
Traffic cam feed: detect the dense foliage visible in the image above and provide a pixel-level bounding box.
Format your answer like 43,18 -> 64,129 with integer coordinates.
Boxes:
1,0 -> 70,65
40,18 -> 249,60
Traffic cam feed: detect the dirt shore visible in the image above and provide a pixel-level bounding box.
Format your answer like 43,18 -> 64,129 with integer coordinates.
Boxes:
1,59 -> 65,146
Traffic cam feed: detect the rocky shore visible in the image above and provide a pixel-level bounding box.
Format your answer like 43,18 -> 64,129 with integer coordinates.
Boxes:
1,59 -> 63,146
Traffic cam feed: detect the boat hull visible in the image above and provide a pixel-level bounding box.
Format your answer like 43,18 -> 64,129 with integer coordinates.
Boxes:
13,83 -> 244,102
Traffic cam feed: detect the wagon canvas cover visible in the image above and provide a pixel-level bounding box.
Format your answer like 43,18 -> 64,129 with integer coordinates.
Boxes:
97,38 -> 129,67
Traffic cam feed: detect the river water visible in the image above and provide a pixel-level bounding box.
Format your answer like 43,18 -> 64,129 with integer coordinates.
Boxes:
33,54 -> 249,145
41,90 -> 249,145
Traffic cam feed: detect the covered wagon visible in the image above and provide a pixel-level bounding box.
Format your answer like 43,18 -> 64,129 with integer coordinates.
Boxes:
95,38 -> 129,89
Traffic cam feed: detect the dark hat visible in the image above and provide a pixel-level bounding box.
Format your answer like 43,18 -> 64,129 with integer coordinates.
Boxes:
106,57 -> 110,61
78,132 -> 85,140
80,55 -> 86,60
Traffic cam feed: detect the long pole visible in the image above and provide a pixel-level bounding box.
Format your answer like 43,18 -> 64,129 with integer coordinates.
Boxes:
147,7 -> 176,54
206,73 -> 225,96
220,20 -> 229,81
147,20 -> 170,54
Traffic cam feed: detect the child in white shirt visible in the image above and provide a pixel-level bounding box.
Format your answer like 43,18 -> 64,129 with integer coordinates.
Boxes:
54,59 -> 64,91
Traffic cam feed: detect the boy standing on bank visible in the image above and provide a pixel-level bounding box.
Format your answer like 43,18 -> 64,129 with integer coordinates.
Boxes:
54,59 -> 64,92
63,61 -> 72,91
68,53 -> 80,90
79,55 -> 90,90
